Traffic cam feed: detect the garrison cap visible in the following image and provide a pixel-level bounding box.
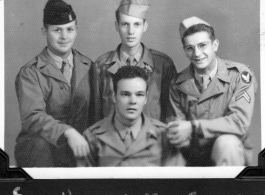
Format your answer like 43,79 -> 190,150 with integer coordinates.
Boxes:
43,0 -> 76,25
117,0 -> 150,19
179,16 -> 211,38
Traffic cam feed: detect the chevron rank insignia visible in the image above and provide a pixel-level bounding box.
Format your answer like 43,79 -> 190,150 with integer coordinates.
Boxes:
241,71 -> 252,84
236,90 -> 251,103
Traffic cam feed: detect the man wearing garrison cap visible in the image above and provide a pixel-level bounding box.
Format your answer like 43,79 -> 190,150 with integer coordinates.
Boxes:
166,17 -> 257,166
93,0 -> 177,124
14,0 -> 97,167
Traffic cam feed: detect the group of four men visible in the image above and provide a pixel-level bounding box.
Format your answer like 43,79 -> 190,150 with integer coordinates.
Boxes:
14,0 -> 257,167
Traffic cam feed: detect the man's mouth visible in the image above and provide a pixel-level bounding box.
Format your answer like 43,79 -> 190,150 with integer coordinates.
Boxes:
193,57 -> 206,63
127,37 -> 135,41
127,108 -> 137,111
59,42 -> 70,46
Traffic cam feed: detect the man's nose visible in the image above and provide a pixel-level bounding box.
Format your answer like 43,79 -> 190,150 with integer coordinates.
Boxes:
129,95 -> 137,104
128,25 -> 134,34
193,46 -> 202,56
60,30 -> 67,39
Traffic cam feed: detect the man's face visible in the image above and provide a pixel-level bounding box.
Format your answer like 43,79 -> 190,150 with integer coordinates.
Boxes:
115,77 -> 147,122
115,12 -> 148,50
183,31 -> 219,74
42,20 -> 77,58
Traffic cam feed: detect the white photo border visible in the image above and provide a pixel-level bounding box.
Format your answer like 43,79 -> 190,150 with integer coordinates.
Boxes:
1,0 -> 263,179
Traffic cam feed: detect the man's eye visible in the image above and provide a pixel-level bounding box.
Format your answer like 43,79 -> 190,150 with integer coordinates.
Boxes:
199,44 -> 207,49
186,47 -> 193,51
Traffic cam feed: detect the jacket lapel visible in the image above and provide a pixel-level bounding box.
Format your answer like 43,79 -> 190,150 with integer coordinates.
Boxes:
106,46 -> 126,74
72,49 -> 91,88
125,116 -> 158,157
37,48 -> 67,84
176,59 -> 232,103
176,66 -> 201,99
96,114 -> 126,155
198,58 -> 231,103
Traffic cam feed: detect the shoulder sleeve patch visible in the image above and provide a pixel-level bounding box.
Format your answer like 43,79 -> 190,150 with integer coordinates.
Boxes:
241,71 -> 252,84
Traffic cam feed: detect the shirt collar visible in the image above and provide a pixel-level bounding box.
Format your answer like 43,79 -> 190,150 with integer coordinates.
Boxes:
47,48 -> 74,69
107,43 -> 154,74
114,113 -> 143,140
194,58 -> 218,84
119,44 -> 143,65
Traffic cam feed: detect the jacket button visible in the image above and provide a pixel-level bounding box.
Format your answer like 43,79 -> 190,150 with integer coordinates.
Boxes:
60,86 -> 64,90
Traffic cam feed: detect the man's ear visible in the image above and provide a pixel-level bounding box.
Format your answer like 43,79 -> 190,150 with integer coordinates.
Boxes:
143,21 -> 148,32
41,27 -> 47,37
144,91 -> 148,104
213,39 -> 219,52
113,94 -> 117,103
115,21 -> 119,32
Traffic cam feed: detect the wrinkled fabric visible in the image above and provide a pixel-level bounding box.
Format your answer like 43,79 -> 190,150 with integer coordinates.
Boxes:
15,48 -> 97,147
94,43 -> 177,123
167,57 -> 257,165
83,113 -> 180,166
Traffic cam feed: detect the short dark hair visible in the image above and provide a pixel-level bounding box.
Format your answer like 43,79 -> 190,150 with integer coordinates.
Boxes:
115,10 -> 146,23
182,23 -> 216,45
112,66 -> 148,94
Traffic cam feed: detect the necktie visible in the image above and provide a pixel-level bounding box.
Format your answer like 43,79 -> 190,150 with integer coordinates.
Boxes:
126,56 -> 137,66
124,129 -> 133,149
202,75 -> 210,91
61,59 -> 71,85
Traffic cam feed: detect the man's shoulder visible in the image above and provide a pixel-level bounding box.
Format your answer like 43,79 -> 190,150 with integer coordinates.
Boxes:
222,58 -> 253,74
149,49 -> 174,63
72,49 -> 93,65
19,53 -> 41,73
83,116 -> 112,137
95,51 -> 114,65
148,117 -> 167,131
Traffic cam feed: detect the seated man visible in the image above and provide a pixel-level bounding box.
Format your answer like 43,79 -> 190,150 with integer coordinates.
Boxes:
81,66 -> 178,166
166,17 -> 257,166
14,0 -> 95,167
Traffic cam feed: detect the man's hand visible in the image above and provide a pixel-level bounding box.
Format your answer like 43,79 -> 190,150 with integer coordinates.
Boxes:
64,128 -> 89,158
166,120 -> 193,148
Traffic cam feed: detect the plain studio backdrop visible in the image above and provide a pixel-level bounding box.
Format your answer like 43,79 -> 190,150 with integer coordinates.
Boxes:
4,0 -> 260,167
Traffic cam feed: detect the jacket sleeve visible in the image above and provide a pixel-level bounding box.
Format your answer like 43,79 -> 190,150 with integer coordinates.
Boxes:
15,67 -> 72,146
166,78 -> 187,123
82,129 -> 99,167
160,58 -> 178,123
90,61 -> 104,123
198,68 -> 257,139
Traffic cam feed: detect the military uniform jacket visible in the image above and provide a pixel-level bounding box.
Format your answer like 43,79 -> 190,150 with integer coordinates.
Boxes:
15,48 -> 97,146
83,113 -> 177,167
167,57 -> 257,149
94,43 -> 177,122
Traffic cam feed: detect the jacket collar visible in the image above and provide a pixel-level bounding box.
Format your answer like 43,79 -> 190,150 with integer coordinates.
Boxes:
96,112 -> 158,139
36,48 -> 91,86
95,112 -> 159,155
106,43 -> 154,74
175,57 -> 232,101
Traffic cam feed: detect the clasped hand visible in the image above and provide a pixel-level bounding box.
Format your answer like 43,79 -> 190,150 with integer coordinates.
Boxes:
166,120 -> 193,148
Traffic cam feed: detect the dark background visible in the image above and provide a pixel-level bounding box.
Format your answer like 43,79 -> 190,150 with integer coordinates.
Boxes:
4,0 -> 260,166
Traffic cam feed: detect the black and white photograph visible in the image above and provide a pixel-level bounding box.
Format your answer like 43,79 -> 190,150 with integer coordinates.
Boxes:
1,0 -> 263,179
